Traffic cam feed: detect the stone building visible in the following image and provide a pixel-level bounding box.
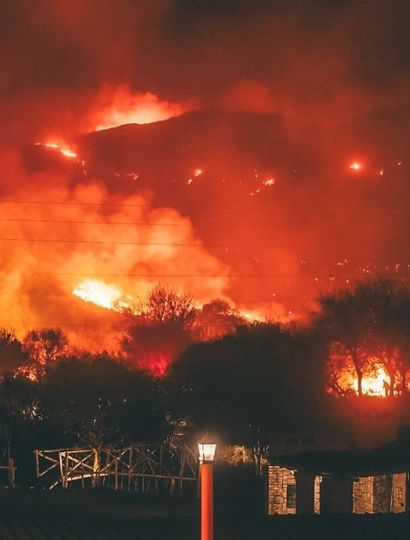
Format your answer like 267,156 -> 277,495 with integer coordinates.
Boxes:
267,449 -> 410,515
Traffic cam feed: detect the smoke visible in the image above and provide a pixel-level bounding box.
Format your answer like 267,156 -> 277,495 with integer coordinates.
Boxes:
0,0 -> 408,349
87,86 -> 198,132
1,1 -> 409,139
0,145 -> 231,349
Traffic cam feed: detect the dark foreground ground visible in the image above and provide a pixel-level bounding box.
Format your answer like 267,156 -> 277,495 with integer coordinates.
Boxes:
0,489 -> 410,540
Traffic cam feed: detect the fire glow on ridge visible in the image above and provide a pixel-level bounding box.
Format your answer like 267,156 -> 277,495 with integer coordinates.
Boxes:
91,90 -> 191,131
73,279 -> 125,311
35,141 -> 78,159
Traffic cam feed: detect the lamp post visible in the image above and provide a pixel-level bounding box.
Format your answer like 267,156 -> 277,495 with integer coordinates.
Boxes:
198,442 -> 216,540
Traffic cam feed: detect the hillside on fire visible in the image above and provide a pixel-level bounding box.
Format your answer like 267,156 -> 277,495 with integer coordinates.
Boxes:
1,0 -> 410,533
0,279 -> 409,487
2,102 -> 409,353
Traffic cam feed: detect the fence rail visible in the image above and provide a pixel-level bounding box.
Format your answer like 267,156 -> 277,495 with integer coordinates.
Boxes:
35,444 -> 198,493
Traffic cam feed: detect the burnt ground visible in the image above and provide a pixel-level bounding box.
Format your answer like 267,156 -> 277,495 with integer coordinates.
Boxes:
0,489 -> 409,539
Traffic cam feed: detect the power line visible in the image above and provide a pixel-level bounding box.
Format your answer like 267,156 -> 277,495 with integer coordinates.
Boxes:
0,218 -> 189,227
0,198 -> 409,214
0,199 -> 151,209
40,272 -> 299,277
0,217 -> 406,228
0,237 -> 273,248
1,235 -> 408,248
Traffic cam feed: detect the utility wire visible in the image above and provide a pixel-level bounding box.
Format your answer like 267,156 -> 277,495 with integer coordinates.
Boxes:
0,199 -> 151,208
0,199 -> 409,213
0,217 -> 405,227
0,237 -> 277,248
0,218 -> 190,227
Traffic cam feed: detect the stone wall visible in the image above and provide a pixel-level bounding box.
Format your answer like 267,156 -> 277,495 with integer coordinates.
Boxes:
373,475 -> 393,513
267,466 -> 296,515
269,467 -> 408,515
353,476 -> 374,513
314,475 -> 321,514
353,473 -> 407,513
391,473 -> 406,513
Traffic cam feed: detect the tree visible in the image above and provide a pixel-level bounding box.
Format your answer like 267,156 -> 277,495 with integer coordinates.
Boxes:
39,354 -> 168,450
22,328 -> 69,380
121,285 -> 197,376
193,300 -> 246,341
168,324 -> 325,446
365,282 -> 410,395
316,279 -> 410,396
0,374 -> 38,461
0,329 -> 25,375
140,284 -> 197,326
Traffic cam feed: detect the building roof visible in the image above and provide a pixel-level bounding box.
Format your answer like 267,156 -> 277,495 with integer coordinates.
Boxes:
272,448 -> 410,477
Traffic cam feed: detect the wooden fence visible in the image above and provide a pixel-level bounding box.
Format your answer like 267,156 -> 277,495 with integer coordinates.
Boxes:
35,443 -> 198,492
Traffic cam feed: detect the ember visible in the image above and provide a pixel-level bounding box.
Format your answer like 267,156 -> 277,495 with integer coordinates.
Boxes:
349,161 -> 364,172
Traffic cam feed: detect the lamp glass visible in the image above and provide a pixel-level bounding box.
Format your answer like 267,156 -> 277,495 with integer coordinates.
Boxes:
198,443 -> 216,463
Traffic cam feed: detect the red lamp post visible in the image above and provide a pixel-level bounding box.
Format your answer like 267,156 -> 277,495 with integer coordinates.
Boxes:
198,443 -> 216,540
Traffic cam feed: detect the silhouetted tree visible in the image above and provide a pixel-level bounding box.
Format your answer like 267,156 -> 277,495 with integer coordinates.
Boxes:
39,354 -> 168,449
0,374 -> 38,460
168,324 -> 325,445
22,328 -> 69,380
0,329 -> 25,375
193,300 -> 245,340
316,279 -> 410,396
121,285 -> 196,376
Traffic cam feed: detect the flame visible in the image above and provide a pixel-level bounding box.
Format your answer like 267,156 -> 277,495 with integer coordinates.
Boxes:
35,141 -> 78,159
90,88 -> 194,131
73,279 -> 132,312
336,363 -> 391,397
361,365 -> 390,396
263,177 -> 275,186
239,309 -> 265,323
349,160 -> 364,172
141,353 -> 171,378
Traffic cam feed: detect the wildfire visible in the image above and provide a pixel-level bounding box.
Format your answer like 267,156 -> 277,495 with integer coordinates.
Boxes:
72,279 -> 133,312
337,364 -> 391,397
349,160 -> 364,172
263,177 -> 275,186
240,309 -> 265,323
361,366 -> 390,397
35,141 -> 78,159
91,88 -> 192,131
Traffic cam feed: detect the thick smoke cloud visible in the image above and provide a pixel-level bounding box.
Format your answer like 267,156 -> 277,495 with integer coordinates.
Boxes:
1,0 -> 409,139
0,145 -> 231,348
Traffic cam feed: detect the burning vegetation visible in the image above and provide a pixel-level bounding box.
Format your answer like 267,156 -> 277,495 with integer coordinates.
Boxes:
1,276 -> 410,397
317,280 -> 410,398
0,0 -> 408,404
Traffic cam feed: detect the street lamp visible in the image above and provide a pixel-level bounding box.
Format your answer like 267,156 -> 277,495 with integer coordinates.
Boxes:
198,442 -> 216,540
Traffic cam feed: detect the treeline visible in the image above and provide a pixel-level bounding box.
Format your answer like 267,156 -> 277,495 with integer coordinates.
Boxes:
0,278 -> 409,482
0,285 -> 247,379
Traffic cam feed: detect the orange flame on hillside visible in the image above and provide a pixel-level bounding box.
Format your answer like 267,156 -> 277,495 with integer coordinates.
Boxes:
72,279 -> 133,312
35,141 -> 78,159
90,87 -> 195,131
349,160 -> 364,172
